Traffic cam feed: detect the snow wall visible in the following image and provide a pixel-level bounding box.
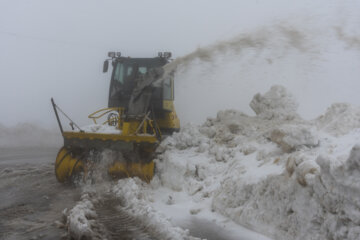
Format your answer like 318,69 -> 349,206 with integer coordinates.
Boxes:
154,85 -> 360,240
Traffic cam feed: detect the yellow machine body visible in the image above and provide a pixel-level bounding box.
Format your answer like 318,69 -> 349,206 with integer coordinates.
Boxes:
157,101 -> 180,131
54,106 -> 179,183
53,54 -> 180,183
55,147 -> 84,183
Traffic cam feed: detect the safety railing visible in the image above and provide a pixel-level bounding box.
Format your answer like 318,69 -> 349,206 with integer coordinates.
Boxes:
88,107 -> 124,126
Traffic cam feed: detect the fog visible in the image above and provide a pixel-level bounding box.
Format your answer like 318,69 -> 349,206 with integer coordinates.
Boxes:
1,0 -> 360,129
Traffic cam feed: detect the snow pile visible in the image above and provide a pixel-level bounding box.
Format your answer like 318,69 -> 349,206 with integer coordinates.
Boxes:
269,124 -> 319,153
153,85 -> 360,240
64,185 -> 112,240
314,103 -> 360,136
81,124 -> 122,134
250,85 -> 299,121
65,179 -> 199,240
314,146 -> 360,239
211,138 -> 360,240
112,178 -> 199,240
0,122 -> 61,148
66,191 -> 98,239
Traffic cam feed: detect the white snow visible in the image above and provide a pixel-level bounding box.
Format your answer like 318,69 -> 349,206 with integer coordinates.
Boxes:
153,85 -> 360,240
314,103 -> 360,136
64,85 -> 360,240
65,179 -> 199,240
112,178 -> 199,240
66,193 -> 97,239
80,124 -> 122,134
250,85 -> 299,121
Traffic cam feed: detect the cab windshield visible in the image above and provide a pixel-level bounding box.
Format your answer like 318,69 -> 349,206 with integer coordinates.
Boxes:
113,63 -> 148,85
108,59 -> 173,108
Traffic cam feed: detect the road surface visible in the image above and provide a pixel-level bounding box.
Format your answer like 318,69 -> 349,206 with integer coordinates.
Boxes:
0,147 -> 268,240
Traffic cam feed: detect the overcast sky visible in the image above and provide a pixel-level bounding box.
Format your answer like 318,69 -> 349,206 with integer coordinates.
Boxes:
0,0 -> 359,128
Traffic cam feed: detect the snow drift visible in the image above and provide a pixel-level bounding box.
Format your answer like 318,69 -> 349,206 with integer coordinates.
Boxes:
64,180 -> 199,240
154,85 -> 360,240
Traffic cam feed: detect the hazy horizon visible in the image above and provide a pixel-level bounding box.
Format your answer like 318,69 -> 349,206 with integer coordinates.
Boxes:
1,0 -> 360,129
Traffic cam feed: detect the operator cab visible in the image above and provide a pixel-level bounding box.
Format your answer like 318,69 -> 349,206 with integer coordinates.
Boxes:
103,52 -> 174,114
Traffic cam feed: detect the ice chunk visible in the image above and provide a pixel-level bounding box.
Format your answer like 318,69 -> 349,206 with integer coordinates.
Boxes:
315,103 -> 360,136
270,124 -> 319,152
250,85 -> 299,120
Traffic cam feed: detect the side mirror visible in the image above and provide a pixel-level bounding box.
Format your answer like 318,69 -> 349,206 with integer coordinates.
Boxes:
103,60 -> 109,73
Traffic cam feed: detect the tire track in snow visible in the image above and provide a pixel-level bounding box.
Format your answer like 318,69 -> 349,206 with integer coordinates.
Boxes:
95,196 -> 156,240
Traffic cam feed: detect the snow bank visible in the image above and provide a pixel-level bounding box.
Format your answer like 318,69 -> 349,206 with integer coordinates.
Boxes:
0,122 -> 61,148
66,192 -> 98,239
154,85 -> 360,240
314,147 -> 360,239
269,124 -> 319,153
250,85 -> 299,121
65,179 -> 199,240
112,178 -> 199,240
314,103 -> 360,136
211,140 -> 360,240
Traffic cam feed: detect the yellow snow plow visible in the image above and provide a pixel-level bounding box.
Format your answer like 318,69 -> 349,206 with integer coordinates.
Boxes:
52,52 -> 179,183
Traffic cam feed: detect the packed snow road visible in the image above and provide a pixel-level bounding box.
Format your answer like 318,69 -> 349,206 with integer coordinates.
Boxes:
0,148 -> 159,240
0,147 -> 78,239
0,147 -> 266,240
0,148 -> 162,240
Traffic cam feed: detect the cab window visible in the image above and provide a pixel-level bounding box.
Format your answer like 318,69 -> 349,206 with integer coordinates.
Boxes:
114,63 -> 125,84
127,67 -> 133,76
163,78 -> 173,100
126,66 -> 147,76
139,67 -> 147,74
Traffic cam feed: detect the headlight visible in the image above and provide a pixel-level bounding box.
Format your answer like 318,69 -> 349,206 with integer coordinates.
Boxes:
164,52 -> 172,59
108,52 -> 116,58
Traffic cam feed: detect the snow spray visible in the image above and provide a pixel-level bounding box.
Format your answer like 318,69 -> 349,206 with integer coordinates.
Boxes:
162,24 -> 310,78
